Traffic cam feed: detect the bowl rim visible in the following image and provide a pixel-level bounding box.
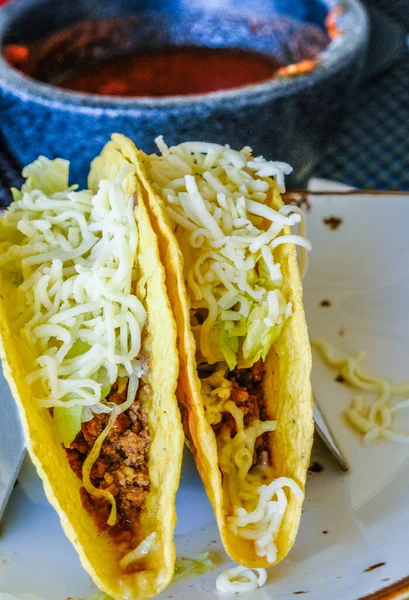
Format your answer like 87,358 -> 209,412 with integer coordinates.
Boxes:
0,0 -> 369,111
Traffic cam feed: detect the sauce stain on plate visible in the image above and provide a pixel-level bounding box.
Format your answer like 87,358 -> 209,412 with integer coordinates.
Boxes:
320,299 -> 332,307
308,461 -> 324,473
364,562 -> 387,573
323,216 -> 343,230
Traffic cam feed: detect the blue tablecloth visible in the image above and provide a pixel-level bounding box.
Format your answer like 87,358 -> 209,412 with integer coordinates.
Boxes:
315,0 -> 409,189
316,41 -> 409,188
1,0 -> 408,203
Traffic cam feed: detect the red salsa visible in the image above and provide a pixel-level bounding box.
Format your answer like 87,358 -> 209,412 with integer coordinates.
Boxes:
3,7 -> 339,98
52,47 -> 282,97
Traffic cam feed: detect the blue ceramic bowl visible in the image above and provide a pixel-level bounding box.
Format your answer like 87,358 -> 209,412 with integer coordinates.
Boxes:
0,0 -> 369,187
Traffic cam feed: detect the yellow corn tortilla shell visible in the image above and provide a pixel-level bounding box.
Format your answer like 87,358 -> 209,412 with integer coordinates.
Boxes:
112,133 -> 313,569
0,144 -> 184,599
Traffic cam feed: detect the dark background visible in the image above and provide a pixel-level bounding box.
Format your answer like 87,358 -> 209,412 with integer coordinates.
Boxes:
315,0 -> 409,190
1,0 -> 408,202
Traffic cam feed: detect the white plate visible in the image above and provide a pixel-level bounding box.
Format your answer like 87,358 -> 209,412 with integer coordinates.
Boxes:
1,185 -> 409,600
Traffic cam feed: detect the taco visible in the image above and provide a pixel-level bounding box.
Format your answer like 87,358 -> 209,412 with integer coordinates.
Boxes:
107,134 -> 314,568
0,144 -> 184,599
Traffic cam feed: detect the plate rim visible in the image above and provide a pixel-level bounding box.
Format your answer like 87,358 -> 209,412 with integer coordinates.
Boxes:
359,574 -> 409,600
305,187 -> 409,600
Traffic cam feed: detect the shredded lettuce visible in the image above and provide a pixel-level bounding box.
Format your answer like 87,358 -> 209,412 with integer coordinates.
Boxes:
68,554 -> 214,595
241,303 -> 284,367
206,304 -> 283,370
219,323 -> 239,370
51,341 -> 110,447
100,385 -> 111,400
11,156 -> 70,201
53,404 -> 83,448
66,339 -> 91,359
86,593 -> 112,600
73,591 -> 113,600
174,551 -> 215,583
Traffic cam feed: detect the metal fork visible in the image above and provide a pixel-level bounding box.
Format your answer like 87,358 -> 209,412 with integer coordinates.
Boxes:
313,398 -> 349,472
0,373 -> 25,521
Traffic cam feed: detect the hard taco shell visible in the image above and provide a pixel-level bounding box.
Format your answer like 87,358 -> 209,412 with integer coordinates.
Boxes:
0,143 -> 184,599
113,133 -> 314,569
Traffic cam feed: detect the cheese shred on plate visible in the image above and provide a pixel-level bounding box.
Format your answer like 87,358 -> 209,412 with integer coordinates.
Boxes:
147,138 -> 309,565
0,156 -> 147,523
216,565 -> 267,594
313,340 -> 409,444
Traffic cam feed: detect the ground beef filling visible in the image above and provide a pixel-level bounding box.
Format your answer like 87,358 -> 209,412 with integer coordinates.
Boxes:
212,360 -> 270,465
65,381 -> 150,546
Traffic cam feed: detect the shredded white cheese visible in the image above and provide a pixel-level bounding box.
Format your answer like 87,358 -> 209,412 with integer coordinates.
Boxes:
146,138 -> 310,369
201,369 -> 303,564
216,565 -> 267,594
313,340 -> 409,444
2,161 -> 146,416
119,532 -> 158,569
2,158 -> 147,523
